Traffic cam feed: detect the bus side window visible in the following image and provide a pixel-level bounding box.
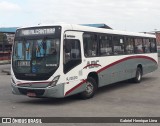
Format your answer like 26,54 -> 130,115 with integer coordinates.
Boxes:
83,33 -> 98,57
100,35 -> 113,56
143,38 -> 150,53
150,39 -> 157,52
125,38 -> 134,54
64,39 -> 82,74
113,36 -> 124,55
134,38 -> 144,54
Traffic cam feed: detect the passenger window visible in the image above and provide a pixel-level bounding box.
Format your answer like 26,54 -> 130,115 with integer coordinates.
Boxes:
83,33 -> 98,57
143,38 -> 150,53
125,38 -> 134,54
113,36 -> 124,55
150,39 -> 157,52
100,35 -> 113,56
64,39 -> 81,73
135,38 -> 144,53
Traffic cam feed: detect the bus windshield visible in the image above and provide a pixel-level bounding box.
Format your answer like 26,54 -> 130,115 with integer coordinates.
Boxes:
12,38 -> 60,80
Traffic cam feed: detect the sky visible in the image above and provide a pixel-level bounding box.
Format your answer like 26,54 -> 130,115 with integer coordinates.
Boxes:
0,0 -> 160,32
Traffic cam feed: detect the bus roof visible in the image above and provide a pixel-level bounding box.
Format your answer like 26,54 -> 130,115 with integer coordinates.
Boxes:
18,24 -> 155,38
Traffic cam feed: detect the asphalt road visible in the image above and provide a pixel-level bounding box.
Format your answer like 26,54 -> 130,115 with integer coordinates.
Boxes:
0,61 -> 160,126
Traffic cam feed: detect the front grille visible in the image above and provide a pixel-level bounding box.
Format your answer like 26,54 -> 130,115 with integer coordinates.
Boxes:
13,68 -> 57,81
18,88 -> 45,96
18,82 -> 49,88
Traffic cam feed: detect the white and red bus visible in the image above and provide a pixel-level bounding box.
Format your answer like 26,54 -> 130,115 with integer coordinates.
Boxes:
11,24 -> 158,99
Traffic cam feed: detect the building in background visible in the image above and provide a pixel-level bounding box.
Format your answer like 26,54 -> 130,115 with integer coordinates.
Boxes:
155,31 -> 160,46
155,31 -> 160,56
0,27 -> 17,62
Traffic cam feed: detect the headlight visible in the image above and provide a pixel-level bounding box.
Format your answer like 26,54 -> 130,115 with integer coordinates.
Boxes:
49,75 -> 60,87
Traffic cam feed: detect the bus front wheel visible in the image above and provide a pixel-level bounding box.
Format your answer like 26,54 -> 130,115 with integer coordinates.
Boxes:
79,77 -> 97,99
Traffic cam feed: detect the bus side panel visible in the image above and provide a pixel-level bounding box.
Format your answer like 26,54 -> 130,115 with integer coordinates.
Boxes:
125,56 -> 158,76
98,60 -> 128,87
63,54 -> 157,97
98,55 -> 158,87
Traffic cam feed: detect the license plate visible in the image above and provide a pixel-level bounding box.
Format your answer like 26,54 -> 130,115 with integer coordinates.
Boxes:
27,92 -> 36,97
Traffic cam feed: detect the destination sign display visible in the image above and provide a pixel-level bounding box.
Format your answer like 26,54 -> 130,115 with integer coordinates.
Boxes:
16,27 -> 61,37
20,28 -> 55,36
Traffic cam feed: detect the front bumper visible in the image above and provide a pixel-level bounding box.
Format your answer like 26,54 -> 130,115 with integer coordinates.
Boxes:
11,83 -> 65,98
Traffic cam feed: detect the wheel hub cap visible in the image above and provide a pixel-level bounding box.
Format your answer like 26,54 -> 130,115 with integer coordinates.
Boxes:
86,83 -> 93,94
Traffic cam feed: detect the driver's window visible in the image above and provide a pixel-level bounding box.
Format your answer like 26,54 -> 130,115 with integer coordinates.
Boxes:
64,39 -> 81,73
16,42 -> 24,60
25,42 -> 32,60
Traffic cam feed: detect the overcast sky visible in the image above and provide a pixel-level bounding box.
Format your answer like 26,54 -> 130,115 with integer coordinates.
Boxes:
0,0 -> 160,32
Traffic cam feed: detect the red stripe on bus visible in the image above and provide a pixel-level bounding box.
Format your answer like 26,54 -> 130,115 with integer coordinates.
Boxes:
65,55 -> 157,96
65,79 -> 87,96
83,64 -> 102,69
97,55 -> 157,73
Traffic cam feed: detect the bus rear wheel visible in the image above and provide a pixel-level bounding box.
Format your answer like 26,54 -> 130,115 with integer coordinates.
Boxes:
133,67 -> 142,83
79,77 -> 97,99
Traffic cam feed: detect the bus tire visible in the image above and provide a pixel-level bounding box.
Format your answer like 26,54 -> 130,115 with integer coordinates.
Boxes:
79,77 -> 97,99
133,67 -> 142,83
